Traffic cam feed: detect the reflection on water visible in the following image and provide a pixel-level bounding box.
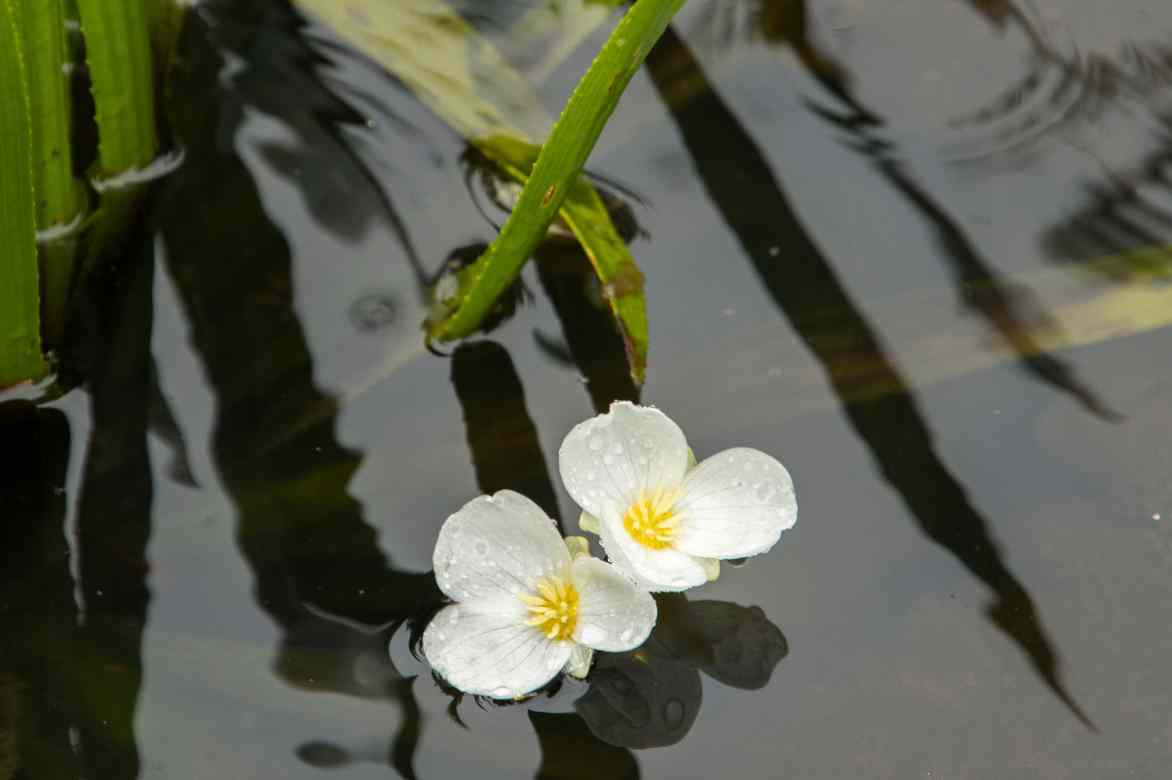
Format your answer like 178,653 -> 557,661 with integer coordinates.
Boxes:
643,22 -> 1092,727
4,0 -> 1172,777
577,596 -> 787,749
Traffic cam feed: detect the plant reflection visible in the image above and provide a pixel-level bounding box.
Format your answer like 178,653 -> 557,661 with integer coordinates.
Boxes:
577,596 -> 787,749
451,341 -> 562,523
954,0 -> 1172,162
644,23 -> 1094,728
160,7 -> 442,779
806,102 -> 1121,420
225,0 -> 424,280
535,244 -> 642,412
1,404 -> 83,779
0,228 -> 159,779
1042,115 -> 1172,279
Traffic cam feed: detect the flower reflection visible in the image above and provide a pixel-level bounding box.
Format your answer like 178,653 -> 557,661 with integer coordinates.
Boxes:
577,595 -> 788,749
559,402 -> 797,592
424,490 -> 656,699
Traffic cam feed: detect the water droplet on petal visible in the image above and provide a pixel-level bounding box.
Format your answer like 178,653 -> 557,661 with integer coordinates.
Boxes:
619,628 -> 635,643
603,454 -> 615,466
474,540 -> 489,556
492,686 -> 513,698
755,482 -> 774,501
579,625 -> 606,645
589,436 -> 604,452
448,608 -> 460,623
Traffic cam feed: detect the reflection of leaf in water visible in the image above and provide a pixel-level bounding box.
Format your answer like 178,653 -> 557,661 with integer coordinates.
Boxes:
949,1 -> 1172,164
684,0 -> 879,125
644,25 -> 1095,729
0,674 -> 17,778
535,244 -> 641,413
529,711 -> 640,779
451,340 -> 562,523
146,360 -> 198,486
576,597 -> 787,749
1041,127 -> 1172,283
0,404 -> 80,780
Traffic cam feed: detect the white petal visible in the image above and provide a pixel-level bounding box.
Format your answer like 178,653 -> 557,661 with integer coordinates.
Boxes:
672,448 -> 797,559
558,402 -> 689,521
570,556 -> 657,651
422,603 -> 572,698
564,645 -> 594,679
597,510 -> 709,592
433,490 -> 570,603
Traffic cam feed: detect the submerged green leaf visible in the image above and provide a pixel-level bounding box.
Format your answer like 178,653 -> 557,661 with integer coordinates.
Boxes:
0,0 -> 48,386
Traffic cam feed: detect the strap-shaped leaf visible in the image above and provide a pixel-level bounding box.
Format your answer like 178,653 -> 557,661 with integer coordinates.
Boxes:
0,0 -> 48,386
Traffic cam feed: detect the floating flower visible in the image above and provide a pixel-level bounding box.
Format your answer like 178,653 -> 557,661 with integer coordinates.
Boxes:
559,402 -> 797,592
423,490 -> 657,699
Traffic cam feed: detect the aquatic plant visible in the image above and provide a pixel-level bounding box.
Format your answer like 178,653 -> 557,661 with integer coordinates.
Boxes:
296,0 -> 687,384
424,490 -> 656,698
0,0 -> 164,386
562,402 -> 797,591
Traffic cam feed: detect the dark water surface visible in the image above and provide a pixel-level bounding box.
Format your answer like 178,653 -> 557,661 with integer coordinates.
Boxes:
4,0 -> 1172,777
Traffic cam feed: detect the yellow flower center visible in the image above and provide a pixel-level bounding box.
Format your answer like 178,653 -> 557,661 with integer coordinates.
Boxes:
520,575 -> 579,640
622,488 -> 679,549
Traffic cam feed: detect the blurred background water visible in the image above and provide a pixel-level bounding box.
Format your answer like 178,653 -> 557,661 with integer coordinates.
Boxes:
3,0 -> 1172,777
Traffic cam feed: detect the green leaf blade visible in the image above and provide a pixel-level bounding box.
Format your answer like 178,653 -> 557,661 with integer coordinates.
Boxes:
76,0 -> 158,175
428,0 -> 683,353
0,0 -> 48,385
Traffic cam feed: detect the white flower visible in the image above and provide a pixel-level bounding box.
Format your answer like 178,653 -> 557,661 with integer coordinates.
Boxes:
558,402 -> 797,592
423,490 -> 657,699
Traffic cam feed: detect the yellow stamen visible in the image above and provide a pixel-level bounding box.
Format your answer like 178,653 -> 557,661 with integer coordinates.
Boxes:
622,487 -> 679,549
520,575 -> 579,641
